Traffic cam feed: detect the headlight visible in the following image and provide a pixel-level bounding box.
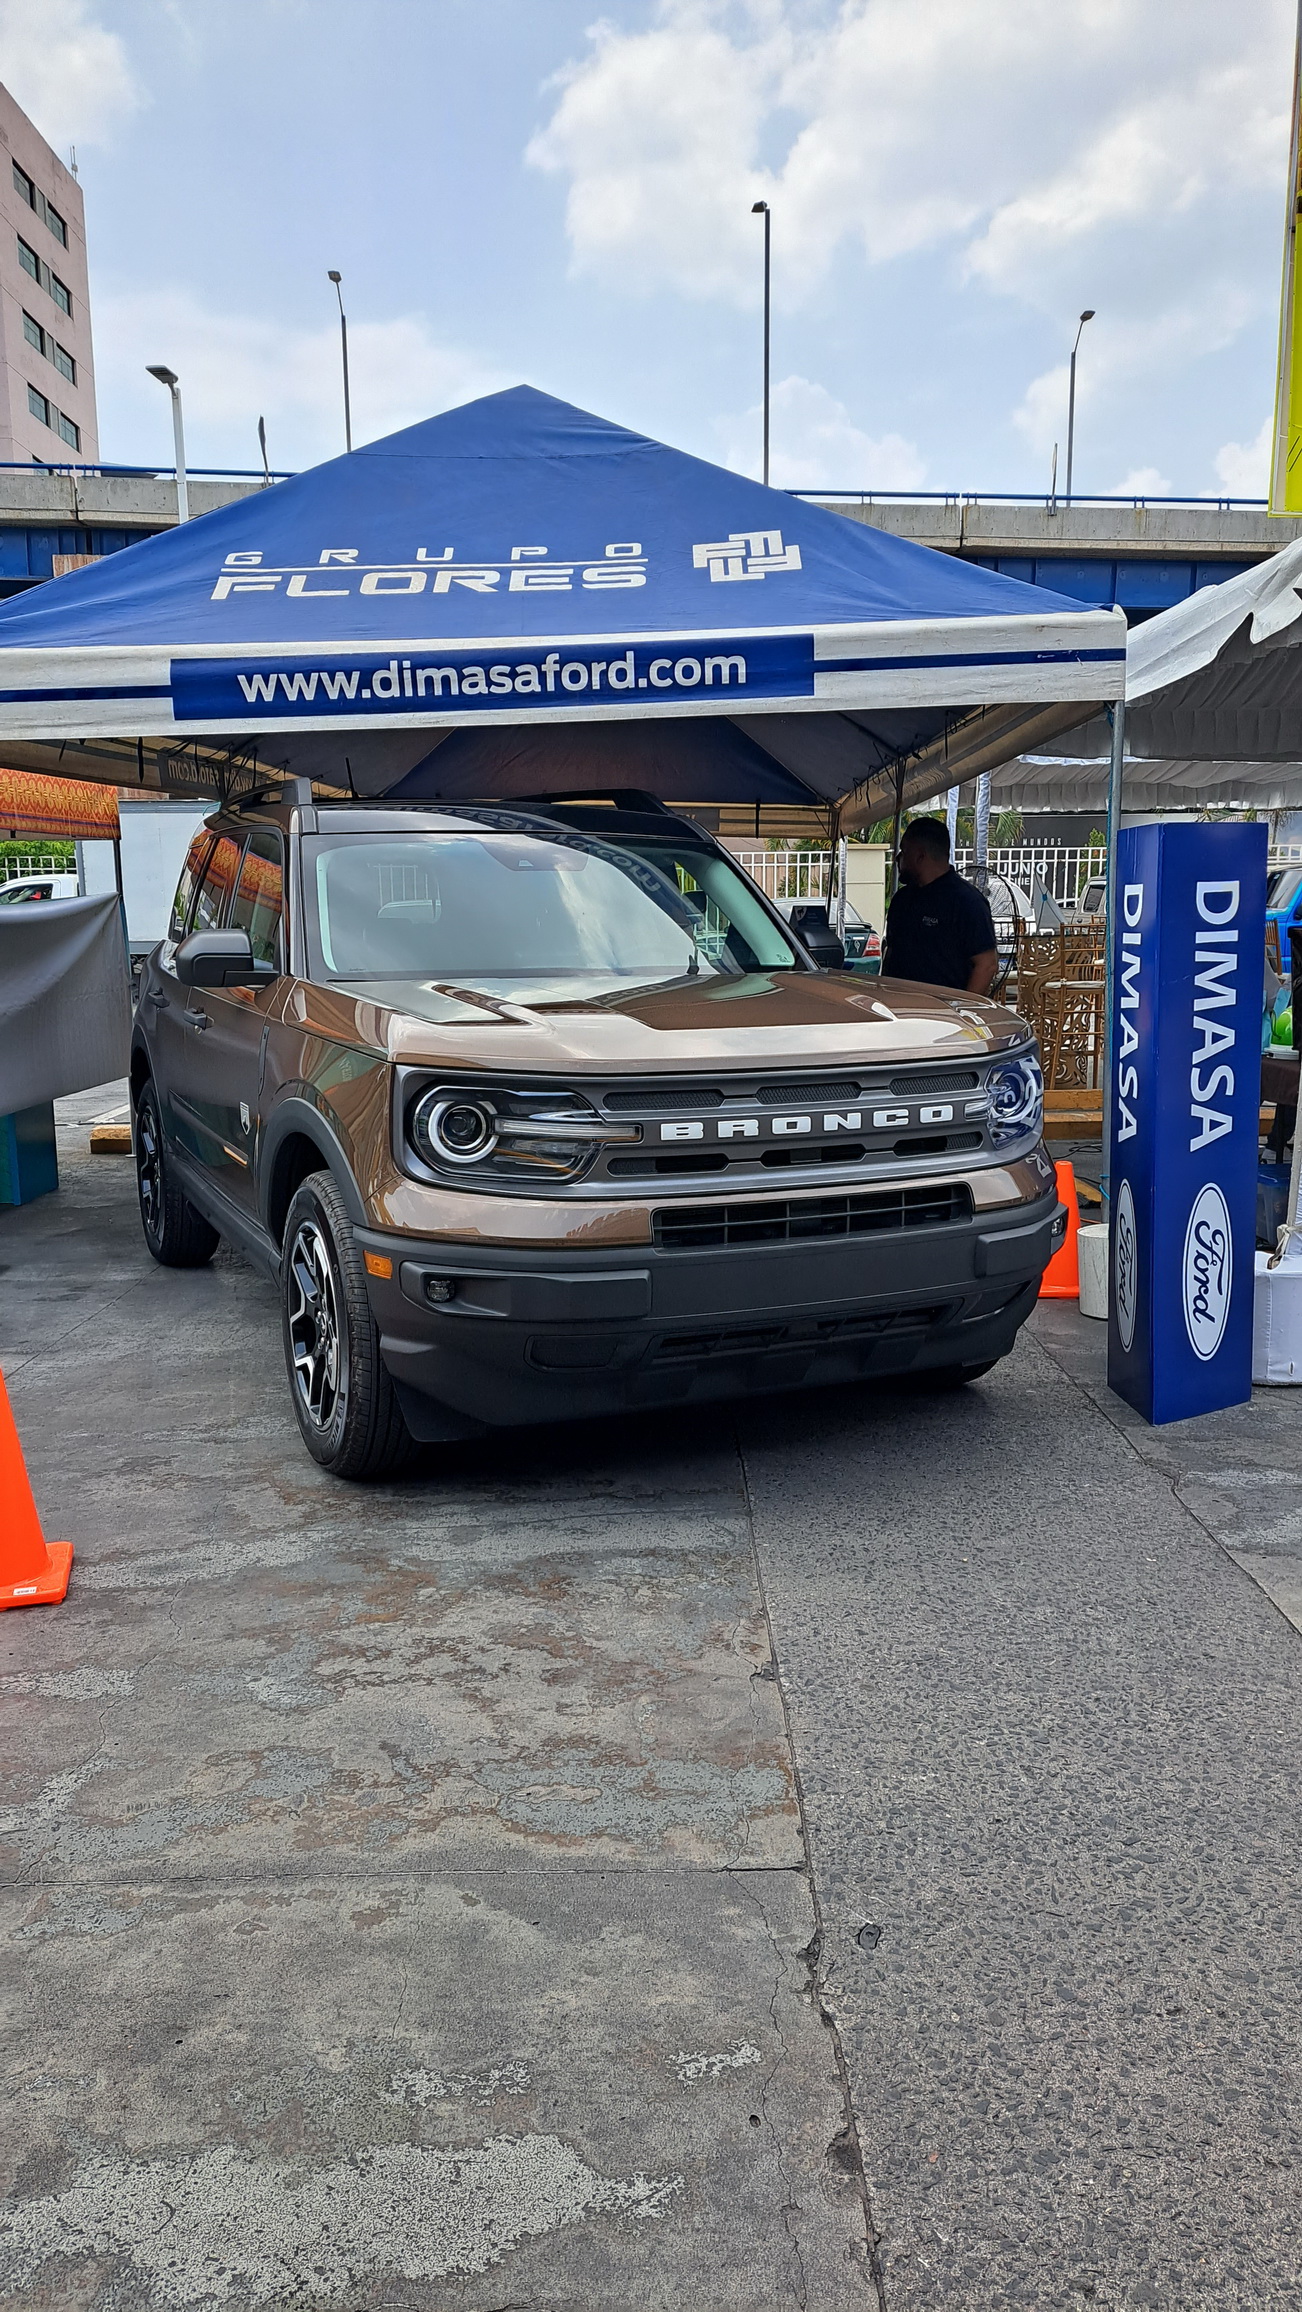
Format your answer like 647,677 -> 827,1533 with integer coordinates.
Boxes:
412,1092 -> 500,1166
407,1082 -> 639,1184
986,1053 -> 1043,1147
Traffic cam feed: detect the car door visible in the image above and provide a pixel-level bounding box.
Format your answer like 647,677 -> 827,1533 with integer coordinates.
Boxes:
180,827 -> 287,1224
162,825 -> 246,1179
141,825 -> 217,1140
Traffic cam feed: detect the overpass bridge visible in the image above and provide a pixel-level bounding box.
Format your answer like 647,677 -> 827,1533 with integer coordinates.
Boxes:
0,463 -> 1290,616
804,491 -> 1302,620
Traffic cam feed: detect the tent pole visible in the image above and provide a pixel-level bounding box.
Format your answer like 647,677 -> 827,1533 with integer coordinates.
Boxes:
1100,694 -> 1127,1209
888,764 -> 906,902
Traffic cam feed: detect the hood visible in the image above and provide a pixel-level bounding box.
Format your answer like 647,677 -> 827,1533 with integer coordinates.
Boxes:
323,968 -> 1032,1073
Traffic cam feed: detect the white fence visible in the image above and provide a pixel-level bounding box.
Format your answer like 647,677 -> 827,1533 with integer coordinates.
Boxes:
732,848 -> 832,901
954,846 -> 1106,901
733,844 -> 1107,905
1,853 -> 73,878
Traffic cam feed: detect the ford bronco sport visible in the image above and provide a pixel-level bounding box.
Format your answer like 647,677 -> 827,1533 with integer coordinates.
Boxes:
130,786 -> 1062,1477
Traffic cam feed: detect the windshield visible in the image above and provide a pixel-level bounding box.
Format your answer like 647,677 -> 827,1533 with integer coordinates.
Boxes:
1267,867 -> 1302,912
302,828 -> 799,994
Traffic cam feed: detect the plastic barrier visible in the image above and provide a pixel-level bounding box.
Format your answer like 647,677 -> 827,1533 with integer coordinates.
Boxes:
1038,1161 -> 1081,1299
0,1369 -> 72,1608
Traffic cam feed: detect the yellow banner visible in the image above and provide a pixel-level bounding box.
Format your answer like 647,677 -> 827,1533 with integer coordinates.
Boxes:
1271,8 -> 1302,512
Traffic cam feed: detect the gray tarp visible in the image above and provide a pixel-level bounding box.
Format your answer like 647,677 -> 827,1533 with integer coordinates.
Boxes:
0,894 -> 131,1112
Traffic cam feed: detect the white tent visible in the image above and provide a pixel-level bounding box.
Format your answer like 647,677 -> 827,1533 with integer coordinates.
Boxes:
975,538 -> 1302,815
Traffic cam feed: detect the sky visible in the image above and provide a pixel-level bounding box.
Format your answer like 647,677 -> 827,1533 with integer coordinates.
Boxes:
0,0 -> 1295,497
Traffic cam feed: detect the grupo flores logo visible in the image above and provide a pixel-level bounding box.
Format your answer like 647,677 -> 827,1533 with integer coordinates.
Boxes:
1114,1178 -> 1138,1353
1183,1183 -> 1232,1362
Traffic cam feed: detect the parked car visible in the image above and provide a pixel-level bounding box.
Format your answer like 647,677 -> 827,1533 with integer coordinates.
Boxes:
129,788 -> 1062,1478
775,897 -> 881,972
0,872 -> 80,904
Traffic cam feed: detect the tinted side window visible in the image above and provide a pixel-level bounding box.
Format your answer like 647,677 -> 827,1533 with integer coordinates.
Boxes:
170,832 -> 215,939
229,830 -> 284,969
190,833 -> 243,933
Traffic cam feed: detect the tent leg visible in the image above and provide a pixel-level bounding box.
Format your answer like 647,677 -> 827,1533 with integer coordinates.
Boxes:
974,770 -> 990,873
887,766 -> 905,904
1100,695 -> 1126,1210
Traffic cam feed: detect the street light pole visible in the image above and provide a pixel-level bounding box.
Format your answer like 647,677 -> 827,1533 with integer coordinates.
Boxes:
1064,308 -> 1095,506
328,270 -> 352,453
751,200 -> 770,486
146,364 -> 188,523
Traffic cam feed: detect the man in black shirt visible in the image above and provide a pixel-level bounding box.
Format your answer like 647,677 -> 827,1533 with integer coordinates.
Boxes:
882,817 -> 999,994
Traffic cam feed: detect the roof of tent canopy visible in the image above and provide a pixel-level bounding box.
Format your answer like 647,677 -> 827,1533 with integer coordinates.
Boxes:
0,386 -> 1124,806
913,537 -> 1302,818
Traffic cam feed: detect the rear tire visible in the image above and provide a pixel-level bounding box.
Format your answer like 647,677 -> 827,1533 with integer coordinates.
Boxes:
281,1169 -> 414,1480
134,1081 -> 219,1268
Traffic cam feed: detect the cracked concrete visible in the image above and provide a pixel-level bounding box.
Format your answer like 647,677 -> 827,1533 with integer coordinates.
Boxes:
8,1091 -> 1301,2306
0,1090 -> 872,2311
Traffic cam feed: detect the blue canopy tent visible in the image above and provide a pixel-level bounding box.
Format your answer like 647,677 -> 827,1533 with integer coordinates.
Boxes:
0,387 -> 1124,816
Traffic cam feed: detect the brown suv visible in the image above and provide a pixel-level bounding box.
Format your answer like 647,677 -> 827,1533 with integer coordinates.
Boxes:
130,786 -> 1062,1477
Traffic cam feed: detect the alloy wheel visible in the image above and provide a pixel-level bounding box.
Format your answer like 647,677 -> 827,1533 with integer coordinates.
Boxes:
136,1095 -> 162,1241
287,1217 -> 348,1432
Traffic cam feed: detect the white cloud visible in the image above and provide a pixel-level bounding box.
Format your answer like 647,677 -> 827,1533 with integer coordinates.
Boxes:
530,0 -> 1293,322
1214,414 -> 1272,496
0,0 -> 139,149
1109,466 -> 1174,498
718,373 -> 925,489
93,289 -> 510,473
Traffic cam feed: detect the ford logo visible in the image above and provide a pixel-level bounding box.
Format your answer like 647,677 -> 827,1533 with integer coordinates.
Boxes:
1183,1183 -> 1232,1362
1114,1178 -> 1137,1352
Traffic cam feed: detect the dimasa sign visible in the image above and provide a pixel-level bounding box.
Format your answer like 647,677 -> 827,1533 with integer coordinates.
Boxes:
1107,823 -> 1266,1423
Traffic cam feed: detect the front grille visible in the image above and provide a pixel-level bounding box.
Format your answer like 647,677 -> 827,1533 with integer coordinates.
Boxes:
756,1077 -> 862,1104
651,1304 -> 953,1363
888,1068 -> 981,1095
602,1085 -> 723,1113
652,1181 -> 973,1251
615,1128 -> 985,1180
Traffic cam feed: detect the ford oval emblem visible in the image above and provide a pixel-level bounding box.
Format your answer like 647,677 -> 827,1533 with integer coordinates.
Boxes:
1183,1183 -> 1233,1362
1114,1178 -> 1137,1352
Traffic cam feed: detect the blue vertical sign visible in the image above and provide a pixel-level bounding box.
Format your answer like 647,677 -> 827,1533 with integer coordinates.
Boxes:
1108,822 -> 1266,1424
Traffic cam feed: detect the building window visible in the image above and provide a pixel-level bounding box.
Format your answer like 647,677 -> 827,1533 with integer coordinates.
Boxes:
57,412 -> 79,450
20,315 -> 76,387
17,237 -> 73,318
27,384 -> 49,426
13,161 -> 69,246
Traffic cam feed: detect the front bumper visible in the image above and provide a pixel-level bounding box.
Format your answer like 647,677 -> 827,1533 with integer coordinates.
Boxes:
354,1184 -> 1064,1435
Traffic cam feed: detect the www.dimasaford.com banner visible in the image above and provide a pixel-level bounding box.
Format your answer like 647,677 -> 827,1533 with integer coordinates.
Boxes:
170,634 -> 811,719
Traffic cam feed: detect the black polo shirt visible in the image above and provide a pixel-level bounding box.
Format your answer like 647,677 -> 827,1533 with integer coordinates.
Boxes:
883,868 -> 997,991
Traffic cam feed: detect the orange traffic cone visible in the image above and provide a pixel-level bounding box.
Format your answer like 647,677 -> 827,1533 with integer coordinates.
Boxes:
1039,1161 -> 1082,1300
0,1370 -> 72,1608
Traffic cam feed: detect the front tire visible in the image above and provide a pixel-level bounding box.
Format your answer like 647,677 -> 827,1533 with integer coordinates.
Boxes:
280,1169 -> 414,1479
134,1081 -> 219,1268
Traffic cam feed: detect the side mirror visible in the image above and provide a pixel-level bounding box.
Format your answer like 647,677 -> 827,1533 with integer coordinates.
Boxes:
174,928 -> 265,987
790,903 -> 846,970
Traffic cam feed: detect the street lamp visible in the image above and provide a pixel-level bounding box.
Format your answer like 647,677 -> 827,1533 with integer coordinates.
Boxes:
146,364 -> 188,523
328,270 -> 352,454
751,200 -> 770,486
1065,308 -> 1094,507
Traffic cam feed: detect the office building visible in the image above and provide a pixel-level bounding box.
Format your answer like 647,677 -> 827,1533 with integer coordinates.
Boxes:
0,81 -> 97,468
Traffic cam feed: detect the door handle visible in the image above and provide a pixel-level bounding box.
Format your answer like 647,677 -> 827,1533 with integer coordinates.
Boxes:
183,1007 -> 210,1031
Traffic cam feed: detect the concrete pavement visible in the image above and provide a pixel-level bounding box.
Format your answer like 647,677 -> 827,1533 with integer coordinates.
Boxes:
2,1090 -> 1301,2308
